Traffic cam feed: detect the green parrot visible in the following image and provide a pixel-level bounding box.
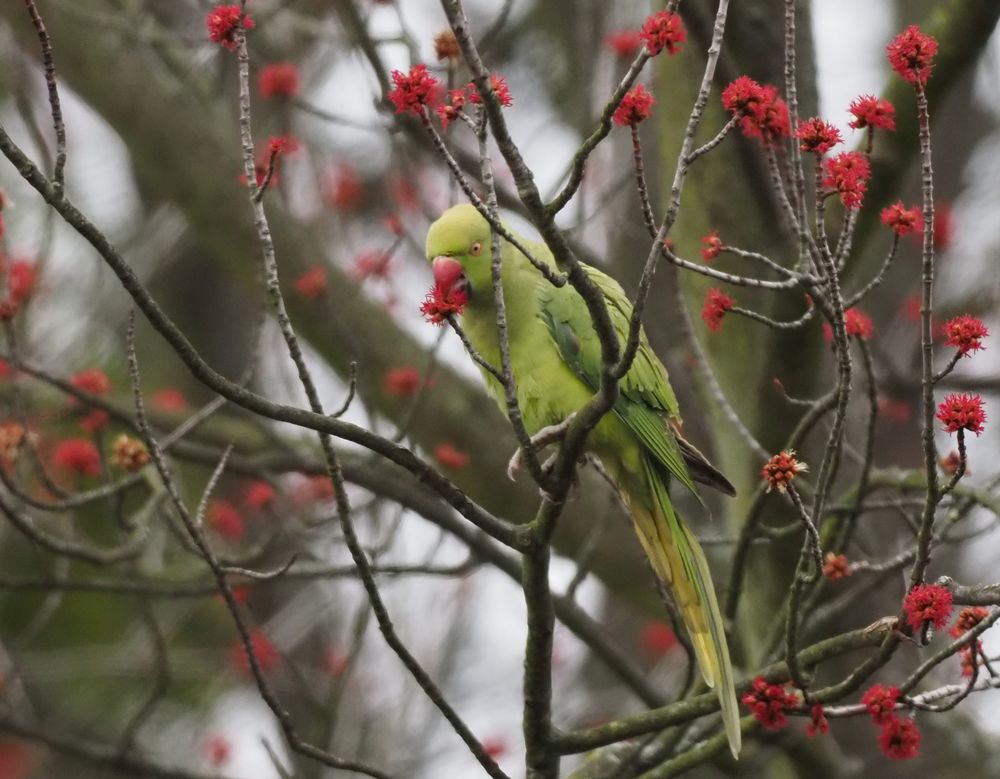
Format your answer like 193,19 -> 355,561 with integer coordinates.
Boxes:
425,203 -> 741,758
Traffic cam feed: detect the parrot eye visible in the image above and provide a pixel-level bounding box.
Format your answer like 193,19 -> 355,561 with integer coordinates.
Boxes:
469,241 -> 483,256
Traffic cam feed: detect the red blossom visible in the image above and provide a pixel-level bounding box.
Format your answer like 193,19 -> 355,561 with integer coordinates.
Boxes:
384,214 -> 404,236
806,703 -> 829,737
267,135 -> 299,157
939,450 -> 967,477
482,737 -> 508,760
848,95 -> 896,131
436,88 -> 467,130
960,642 -> 983,678
796,117 -> 842,154
204,735 -> 232,767
701,288 -> 733,332
700,230 -> 722,262
639,11 -> 687,56
387,64 -> 441,115
823,308 -> 875,341
612,84 -> 655,127
7,260 -> 36,305
0,742 -> 33,779
721,76 -> 767,117
433,30 -> 461,61
244,481 -> 276,510
943,314 -> 988,356
741,677 -> 798,730
878,395 -> 912,423
901,296 -> 922,323
293,266 -> 327,299
880,202 -> 921,236
886,25 -> 938,86
230,629 -> 280,676
862,684 -> 900,724
434,443 -> 470,469
468,74 -> 513,107
383,366 -> 422,397
738,85 -> 790,146
324,165 -> 364,210
258,63 -> 300,99
420,277 -> 468,324
151,388 -> 189,412
605,30 -> 643,59
352,250 -> 393,281
903,583 -> 953,631
823,151 -> 871,209
294,474 -> 334,505
206,4 -> 254,51
52,439 -> 101,477
951,606 -> 989,638
208,499 -> 245,542
936,392 -> 987,436
0,422 -> 26,465
822,552 -> 851,581
641,621 -> 677,657
70,368 -> 111,397
79,409 -> 109,433
934,203 -> 954,251
761,450 -> 807,493
878,716 -> 920,760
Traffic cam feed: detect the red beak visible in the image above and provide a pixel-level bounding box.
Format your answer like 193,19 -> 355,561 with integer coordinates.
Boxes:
431,255 -> 466,295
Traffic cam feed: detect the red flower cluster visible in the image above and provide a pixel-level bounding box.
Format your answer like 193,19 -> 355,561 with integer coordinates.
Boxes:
879,202 -> 920,236
879,717 -> 921,760
293,266 -> 326,300
641,621 -> 677,657
823,151 -> 870,209
639,11 -> 687,56
352,250 -> 392,281
822,552 -> 851,581
796,118 -> 842,154
862,684 -> 900,724
701,288 -> 733,332
613,84 -> 655,126
436,88 -> 467,130
110,434 -> 150,472
741,677 -> 799,730
151,387 -> 189,412
206,4 -> 254,51
903,583 -> 953,631
936,392 -> 987,435
761,450 -> 807,493
724,81 -> 789,146
53,437 -> 100,476
52,438 -> 101,477
383,366 -> 422,397
862,684 -> 918,758
951,606 -> 989,637
258,63 -> 300,99
934,203 -> 954,250
939,450 -> 966,477
887,25 -> 938,86
0,259 -> 38,319
324,165 -> 364,211
208,499 -> 245,542
960,641 -> 982,678
420,278 -> 468,325
468,74 -> 514,107
700,230 -> 722,262
434,442 -> 470,469
822,308 -> 874,343
230,629 -> 280,676
388,64 -> 441,115
244,480 -> 276,510
849,95 -> 896,131
70,368 -> 111,397
943,314 -> 988,356
806,703 -> 829,737
204,734 -> 232,767
605,29 -> 643,60
482,737 -> 508,760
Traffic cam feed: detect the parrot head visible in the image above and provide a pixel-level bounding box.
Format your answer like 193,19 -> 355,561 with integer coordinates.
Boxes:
424,203 -> 494,307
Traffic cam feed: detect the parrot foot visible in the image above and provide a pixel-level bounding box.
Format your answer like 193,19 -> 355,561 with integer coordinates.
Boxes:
537,452 -> 582,503
506,413 -> 578,481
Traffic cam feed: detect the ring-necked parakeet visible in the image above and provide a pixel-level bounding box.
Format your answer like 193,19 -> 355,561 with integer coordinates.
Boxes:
425,203 -> 741,759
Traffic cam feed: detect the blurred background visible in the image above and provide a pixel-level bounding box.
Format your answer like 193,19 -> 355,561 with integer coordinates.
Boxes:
0,0 -> 999,777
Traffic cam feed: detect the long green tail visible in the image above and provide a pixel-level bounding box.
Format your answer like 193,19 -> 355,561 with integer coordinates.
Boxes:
632,455 -> 742,759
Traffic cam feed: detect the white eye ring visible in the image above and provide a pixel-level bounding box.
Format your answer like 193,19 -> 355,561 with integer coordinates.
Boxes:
470,241 -> 483,256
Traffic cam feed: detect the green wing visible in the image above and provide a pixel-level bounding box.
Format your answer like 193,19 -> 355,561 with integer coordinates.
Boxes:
538,264 -> 699,498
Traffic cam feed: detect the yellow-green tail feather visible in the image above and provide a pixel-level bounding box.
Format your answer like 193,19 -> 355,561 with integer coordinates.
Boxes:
631,456 -> 742,759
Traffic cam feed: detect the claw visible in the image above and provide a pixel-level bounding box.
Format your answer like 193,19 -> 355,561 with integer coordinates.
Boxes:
505,413 -> 577,483
507,448 -> 524,481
